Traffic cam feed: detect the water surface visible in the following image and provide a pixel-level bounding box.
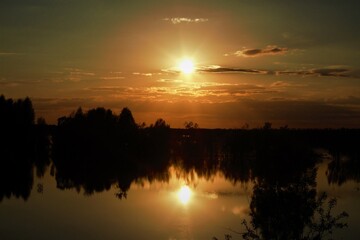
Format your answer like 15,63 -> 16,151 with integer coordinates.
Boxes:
1,129 -> 359,239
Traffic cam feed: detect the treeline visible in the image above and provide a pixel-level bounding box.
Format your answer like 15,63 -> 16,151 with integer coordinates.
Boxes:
1,96 -> 360,201
0,95 -> 35,148
53,107 -> 172,197
53,106 -> 172,168
0,95 -> 50,201
0,96 -> 355,240
0,95 -> 34,127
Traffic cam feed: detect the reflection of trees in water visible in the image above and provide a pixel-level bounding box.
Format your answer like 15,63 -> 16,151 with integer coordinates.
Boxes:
0,99 -> 358,240
217,130 -> 314,239
318,129 -> 360,185
0,96 -> 50,202
219,130 -> 321,187
212,130 -> 355,240
52,107 -> 173,198
171,129 -> 221,182
50,118 -> 359,203
238,193 -> 348,240
326,151 -> 360,186
2,117 -> 360,202
249,174 -> 317,239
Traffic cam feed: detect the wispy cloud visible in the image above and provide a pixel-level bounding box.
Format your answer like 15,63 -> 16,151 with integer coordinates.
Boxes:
66,68 -> 95,76
85,86 -> 158,101
270,81 -> 307,89
49,68 -> 123,82
86,87 -> 129,93
0,81 -> 20,87
162,17 -> 209,24
0,79 -> 43,87
0,52 -> 22,56
99,76 -> 125,80
277,67 -> 360,78
198,65 -> 360,79
83,81 -> 274,104
228,45 -> 288,57
156,79 -> 183,83
100,71 -> 125,80
161,65 -> 267,75
60,68 -> 96,82
198,65 -> 268,74
141,81 -> 276,103
133,72 -> 153,77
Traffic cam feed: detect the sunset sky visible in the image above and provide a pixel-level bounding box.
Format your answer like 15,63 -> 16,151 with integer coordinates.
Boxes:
1,0 -> 360,128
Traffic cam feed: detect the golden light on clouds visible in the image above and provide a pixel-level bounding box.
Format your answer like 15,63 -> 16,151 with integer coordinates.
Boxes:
2,1 -> 359,129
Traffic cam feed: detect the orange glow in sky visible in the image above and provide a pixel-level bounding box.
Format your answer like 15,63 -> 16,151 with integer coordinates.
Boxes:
1,1 -> 360,128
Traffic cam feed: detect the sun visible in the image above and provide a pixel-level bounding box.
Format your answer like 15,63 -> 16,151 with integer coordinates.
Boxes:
178,59 -> 195,74
177,185 -> 192,205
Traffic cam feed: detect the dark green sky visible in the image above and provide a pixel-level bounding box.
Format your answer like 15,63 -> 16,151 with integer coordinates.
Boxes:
1,0 -> 360,128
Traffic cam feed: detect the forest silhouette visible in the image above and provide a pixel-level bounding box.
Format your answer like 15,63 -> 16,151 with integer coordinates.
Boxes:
0,95 -> 358,239
0,95 -> 50,201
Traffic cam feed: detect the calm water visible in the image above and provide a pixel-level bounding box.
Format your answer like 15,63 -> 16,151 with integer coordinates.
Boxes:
1,129 -> 360,239
1,161 -> 360,239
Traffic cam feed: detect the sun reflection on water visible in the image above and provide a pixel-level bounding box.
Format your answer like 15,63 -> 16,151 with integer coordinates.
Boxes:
177,185 -> 192,205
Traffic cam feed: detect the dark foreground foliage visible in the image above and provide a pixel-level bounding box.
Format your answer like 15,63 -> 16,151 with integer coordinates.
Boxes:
214,193 -> 348,240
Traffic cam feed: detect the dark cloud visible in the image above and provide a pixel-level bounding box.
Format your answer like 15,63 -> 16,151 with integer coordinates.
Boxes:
313,68 -> 353,77
277,68 -> 360,78
198,66 -> 267,74
198,65 -> 359,79
234,45 -> 288,57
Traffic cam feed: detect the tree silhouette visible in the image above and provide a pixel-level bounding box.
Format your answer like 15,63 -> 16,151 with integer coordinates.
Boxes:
0,95 -> 50,201
151,118 -> 170,129
184,121 -> 199,129
118,107 -> 137,130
